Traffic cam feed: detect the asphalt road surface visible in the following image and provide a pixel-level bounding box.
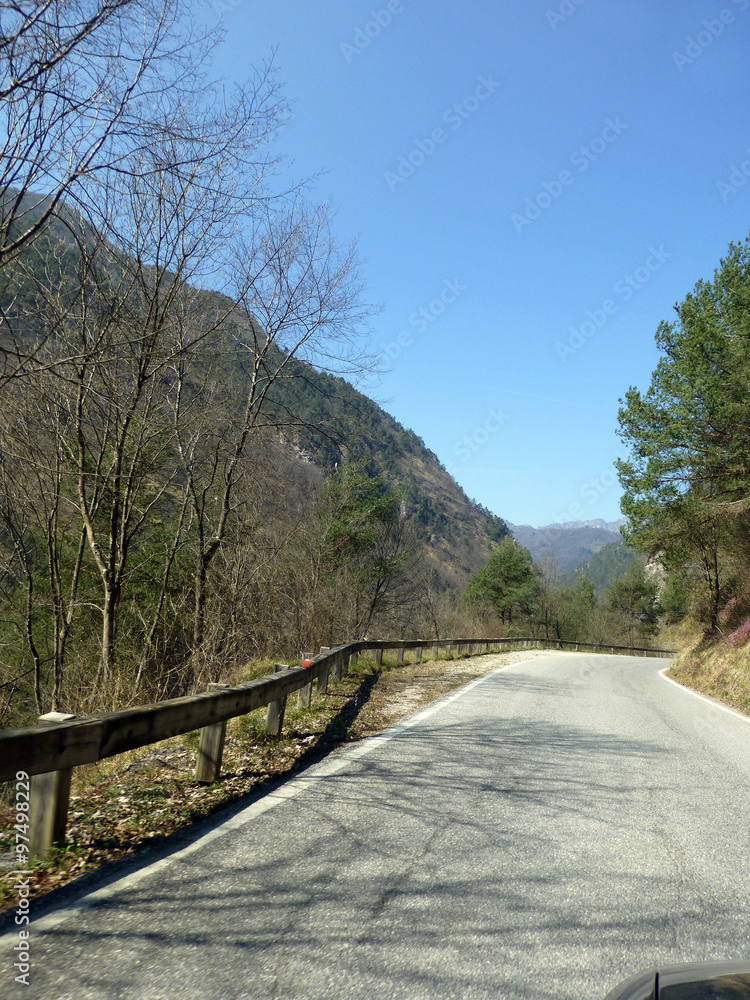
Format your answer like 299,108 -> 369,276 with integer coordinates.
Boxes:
3,652 -> 750,1000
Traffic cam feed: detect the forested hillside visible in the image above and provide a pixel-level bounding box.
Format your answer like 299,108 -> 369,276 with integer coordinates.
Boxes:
0,192 -> 509,727
507,520 -> 623,575
0,0 -> 683,734
561,541 -> 640,596
260,364 -> 510,585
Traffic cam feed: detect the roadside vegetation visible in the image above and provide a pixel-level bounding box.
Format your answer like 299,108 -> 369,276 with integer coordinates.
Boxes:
661,618 -> 750,716
614,234 -> 750,713
461,537 -> 661,650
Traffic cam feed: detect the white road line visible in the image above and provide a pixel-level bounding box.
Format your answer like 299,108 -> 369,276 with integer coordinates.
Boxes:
0,657 -> 538,944
659,666 -> 750,725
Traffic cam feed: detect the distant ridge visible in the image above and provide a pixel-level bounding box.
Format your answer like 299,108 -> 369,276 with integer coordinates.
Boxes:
539,517 -> 626,534
506,519 -> 626,576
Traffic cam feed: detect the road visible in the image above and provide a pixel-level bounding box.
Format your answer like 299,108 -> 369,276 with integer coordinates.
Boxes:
3,652 -> 750,1000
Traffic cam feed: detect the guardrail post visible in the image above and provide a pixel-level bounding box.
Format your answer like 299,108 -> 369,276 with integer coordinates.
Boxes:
331,649 -> 344,682
29,712 -> 76,861
446,642 -> 452,656
317,647 -> 330,693
196,684 -> 231,783
266,665 -> 290,736
432,643 -> 439,660
349,651 -> 358,668
298,660 -> 313,708
374,648 -> 383,666
397,645 -> 405,665
416,646 -> 423,662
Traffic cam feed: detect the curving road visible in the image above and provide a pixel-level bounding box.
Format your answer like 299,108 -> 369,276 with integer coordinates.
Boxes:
3,652 -> 750,1000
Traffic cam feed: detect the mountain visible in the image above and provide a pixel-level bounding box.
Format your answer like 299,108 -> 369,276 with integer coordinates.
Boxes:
561,540 -> 640,595
549,518 -> 626,534
0,196 -> 510,593
506,520 -> 625,576
268,366 -> 511,588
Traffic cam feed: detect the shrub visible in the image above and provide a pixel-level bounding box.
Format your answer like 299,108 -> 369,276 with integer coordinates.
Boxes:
727,619 -> 750,648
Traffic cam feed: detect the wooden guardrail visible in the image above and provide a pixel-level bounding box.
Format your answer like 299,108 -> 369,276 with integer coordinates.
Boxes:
0,636 -> 675,858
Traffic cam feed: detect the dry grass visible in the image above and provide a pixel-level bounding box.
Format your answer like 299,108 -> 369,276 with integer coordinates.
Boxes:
664,619 -> 750,715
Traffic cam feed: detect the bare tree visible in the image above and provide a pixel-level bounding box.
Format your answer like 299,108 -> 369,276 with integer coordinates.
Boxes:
0,2 -> 378,716
1,0 -> 169,263
166,197 -> 372,670
0,52 -> 288,698
0,0 -> 285,381
0,374 -> 89,714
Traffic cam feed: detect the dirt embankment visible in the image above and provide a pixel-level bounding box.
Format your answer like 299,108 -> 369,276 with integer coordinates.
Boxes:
666,633 -> 750,716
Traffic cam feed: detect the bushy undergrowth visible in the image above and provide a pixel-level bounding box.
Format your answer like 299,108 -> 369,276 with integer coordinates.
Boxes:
726,619 -> 750,649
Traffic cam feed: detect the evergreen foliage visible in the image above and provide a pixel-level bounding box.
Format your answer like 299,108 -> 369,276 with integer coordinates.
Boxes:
617,234 -> 750,631
462,541 -> 661,647
562,541 -> 640,596
464,538 -> 540,628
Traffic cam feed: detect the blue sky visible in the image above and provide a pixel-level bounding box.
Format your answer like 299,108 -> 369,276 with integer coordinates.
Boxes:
201,0 -> 750,527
